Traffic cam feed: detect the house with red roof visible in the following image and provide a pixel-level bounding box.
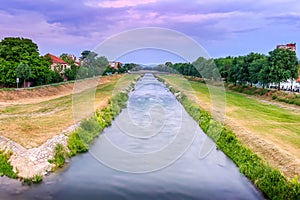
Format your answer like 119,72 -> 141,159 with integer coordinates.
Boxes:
46,53 -> 71,73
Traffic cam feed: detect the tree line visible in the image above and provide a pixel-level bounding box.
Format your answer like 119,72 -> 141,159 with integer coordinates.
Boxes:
159,48 -> 299,89
0,37 -> 137,88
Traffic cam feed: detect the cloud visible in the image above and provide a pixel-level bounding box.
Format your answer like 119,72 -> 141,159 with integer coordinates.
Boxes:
85,0 -> 157,8
0,0 -> 300,58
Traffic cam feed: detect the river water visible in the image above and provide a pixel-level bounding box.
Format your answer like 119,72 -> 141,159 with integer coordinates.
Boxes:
0,74 -> 264,199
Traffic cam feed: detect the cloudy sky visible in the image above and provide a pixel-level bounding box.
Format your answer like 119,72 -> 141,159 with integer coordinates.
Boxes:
0,0 -> 299,63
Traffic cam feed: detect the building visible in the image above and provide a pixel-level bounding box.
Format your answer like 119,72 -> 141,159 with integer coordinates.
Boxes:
109,61 -> 122,70
276,43 -> 296,51
46,53 -> 71,73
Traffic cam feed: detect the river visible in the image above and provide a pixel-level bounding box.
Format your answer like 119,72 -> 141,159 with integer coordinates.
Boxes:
0,73 -> 264,199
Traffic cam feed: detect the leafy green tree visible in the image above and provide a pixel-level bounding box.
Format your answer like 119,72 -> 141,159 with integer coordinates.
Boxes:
259,63 -> 272,88
65,65 -> 79,81
80,50 -> 91,60
81,51 -> 109,76
77,67 -> 89,79
50,71 -> 64,83
15,63 -> 31,87
228,57 -> 243,85
268,48 -> 299,90
214,56 -> 233,81
0,37 -> 53,87
249,56 -> 267,85
60,53 -> 75,65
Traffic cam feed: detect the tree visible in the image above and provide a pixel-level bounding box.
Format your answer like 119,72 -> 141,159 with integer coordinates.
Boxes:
60,53 -> 75,65
244,53 -> 267,86
259,63 -> 272,88
268,48 -> 299,90
249,56 -> 267,86
214,56 -> 233,81
0,37 -> 53,87
65,64 -> 79,81
228,56 -> 243,85
15,63 -> 31,87
80,50 -> 91,60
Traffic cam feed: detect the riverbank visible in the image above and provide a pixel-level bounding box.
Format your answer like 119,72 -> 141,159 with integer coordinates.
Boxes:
0,74 -> 139,180
157,74 -> 300,199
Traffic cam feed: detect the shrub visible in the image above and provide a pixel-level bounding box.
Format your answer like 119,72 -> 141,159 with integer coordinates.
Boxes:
0,150 -> 17,178
22,174 -> 43,185
53,144 -> 68,168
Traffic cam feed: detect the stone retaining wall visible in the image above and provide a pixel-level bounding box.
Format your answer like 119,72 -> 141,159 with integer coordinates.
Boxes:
0,123 -> 79,178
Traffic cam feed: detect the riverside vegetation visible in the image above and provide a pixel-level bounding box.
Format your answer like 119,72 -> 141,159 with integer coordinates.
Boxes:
0,74 -> 139,183
156,75 -> 300,200
50,77 -> 137,169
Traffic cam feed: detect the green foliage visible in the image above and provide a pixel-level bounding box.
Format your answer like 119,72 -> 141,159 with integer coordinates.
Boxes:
22,174 -> 43,185
67,130 -> 89,157
15,62 -> 32,87
60,53 -> 75,65
268,48 -> 299,87
50,144 -> 68,168
49,70 -> 64,83
0,37 -> 53,87
0,150 -> 17,178
64,65 -> 79,81
81,51 -> 109,77
68,86 -> 131,157
159,76 -> 300,200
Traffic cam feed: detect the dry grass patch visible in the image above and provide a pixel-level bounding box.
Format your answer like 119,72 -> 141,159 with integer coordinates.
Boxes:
0,75 -> 139,148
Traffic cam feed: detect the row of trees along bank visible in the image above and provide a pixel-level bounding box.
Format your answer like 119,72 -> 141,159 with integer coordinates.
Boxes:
156,48 -> 299,90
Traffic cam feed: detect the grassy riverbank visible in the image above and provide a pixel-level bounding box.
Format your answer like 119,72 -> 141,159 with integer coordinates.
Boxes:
157,74 -> 300,200
0,75 -> 124,148
0,74 -> 139,181
52,74 -> 139,166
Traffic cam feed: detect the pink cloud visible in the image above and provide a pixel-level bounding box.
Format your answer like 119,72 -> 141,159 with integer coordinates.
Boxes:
85,0 -> 157,8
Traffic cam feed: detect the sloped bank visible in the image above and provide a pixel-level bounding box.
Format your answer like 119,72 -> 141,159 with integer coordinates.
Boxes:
156,75 -> 300,200
0,75 -> 139,183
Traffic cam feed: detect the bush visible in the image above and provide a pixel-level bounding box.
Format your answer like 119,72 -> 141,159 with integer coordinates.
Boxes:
0,150 -> 17,178
50,144 -> 68,168
22,174 -> 43,185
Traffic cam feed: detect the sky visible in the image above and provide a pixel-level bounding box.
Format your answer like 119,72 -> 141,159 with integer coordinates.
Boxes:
0,0 -> 299,64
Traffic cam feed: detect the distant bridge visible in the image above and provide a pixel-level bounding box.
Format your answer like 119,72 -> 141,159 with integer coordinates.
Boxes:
129,70 -> 169,74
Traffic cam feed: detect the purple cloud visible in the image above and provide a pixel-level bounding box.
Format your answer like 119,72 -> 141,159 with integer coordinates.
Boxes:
0,0 -> 299,59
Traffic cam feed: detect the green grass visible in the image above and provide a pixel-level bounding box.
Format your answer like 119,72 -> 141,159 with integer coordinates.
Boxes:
158,74 -> 300,200
191,82 -> 300,149
162,75 -> 300,152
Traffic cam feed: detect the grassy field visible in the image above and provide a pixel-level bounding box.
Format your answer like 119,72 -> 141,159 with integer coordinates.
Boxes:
160,74 -> 300,179
0,74 -> 139,149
